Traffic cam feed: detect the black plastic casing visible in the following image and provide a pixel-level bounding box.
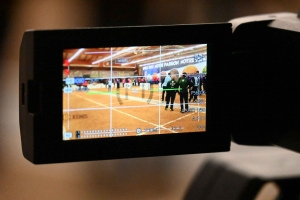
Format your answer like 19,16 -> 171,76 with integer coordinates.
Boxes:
20,23 -> 231,164
229,13 -> 300,152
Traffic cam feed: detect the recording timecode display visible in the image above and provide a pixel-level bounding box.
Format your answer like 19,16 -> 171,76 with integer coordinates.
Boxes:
62,44 -> 207,140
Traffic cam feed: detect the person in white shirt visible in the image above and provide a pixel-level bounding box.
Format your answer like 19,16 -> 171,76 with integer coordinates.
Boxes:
108,79 -> 112,91
161,72 -> 171,101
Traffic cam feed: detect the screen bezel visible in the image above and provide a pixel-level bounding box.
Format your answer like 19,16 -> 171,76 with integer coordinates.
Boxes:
20,23 -> 232,164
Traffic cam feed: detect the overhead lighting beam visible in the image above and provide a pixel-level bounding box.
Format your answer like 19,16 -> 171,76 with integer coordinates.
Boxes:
68,48 -> 84,63
92,47 -> 137,64
122,44 -> 206,66
85,51 -> 118,54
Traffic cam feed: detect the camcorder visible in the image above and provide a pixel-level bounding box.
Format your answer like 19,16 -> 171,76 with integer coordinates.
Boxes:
19,12 -> 300,164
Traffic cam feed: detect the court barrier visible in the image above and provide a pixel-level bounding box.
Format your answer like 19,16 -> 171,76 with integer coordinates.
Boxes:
64,83 -> 152,90
140,83 -> 150,90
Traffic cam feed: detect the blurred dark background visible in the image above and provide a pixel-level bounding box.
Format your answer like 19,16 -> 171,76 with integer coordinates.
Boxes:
0,1 -> 299,199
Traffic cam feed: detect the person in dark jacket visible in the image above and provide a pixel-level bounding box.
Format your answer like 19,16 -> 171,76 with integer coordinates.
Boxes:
189,71 -> 202,102
165,76 -> 178,111
178,72 -> 192,113
202,74 -> 207,94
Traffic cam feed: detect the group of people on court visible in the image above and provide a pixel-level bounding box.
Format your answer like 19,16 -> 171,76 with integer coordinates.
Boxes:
161,71 -> 205,113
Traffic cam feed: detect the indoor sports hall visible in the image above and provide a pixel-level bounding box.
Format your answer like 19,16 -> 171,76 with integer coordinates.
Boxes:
62,45 -> 207,140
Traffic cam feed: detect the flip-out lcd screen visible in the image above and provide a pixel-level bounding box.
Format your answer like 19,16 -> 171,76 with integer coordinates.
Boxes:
62,44 -> 207,140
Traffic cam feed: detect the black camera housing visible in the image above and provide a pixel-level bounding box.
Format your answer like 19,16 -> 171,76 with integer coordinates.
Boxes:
20,23 -> 232,164
229,12 -> 300,152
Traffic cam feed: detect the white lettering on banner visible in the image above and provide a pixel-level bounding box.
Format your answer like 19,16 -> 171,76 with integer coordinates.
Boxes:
164,60 -> 179,67
142,54 -> 205,71
180,58 -> 194,64
155,63 -> 163,68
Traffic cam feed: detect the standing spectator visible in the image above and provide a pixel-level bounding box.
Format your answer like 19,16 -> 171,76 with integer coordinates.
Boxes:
116,78 -> 120,90
189,71 -> 202,102
202,74 -> 207,94
138,77 -> 141,86
161,72 -> 171,101
165,76 -> 178,111
108,79 -> 112,91
178,72 -> 192,113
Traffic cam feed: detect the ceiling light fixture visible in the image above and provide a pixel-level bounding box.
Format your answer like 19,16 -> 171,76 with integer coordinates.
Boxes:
122,44 -> 206,66
92,47 -> 137,64
68,48 -> 84,63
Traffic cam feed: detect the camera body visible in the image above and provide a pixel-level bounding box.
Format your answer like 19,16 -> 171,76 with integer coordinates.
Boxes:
20,23 -> 231,164
229,12 -> 300,152
19,12 -> 300,164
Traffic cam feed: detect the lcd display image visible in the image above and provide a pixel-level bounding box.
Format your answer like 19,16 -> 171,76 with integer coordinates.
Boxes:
62,44 -> 207,140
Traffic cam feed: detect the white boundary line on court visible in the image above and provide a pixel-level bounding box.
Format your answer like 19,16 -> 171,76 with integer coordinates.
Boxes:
73,94 -> 172,133
137,110 -> 197,135
63,92 -> 206,112
74,94 -> 203,135
63,104 -> 159,112
65,92 -> 206,136
158,46 -> 162,134
63,102 -> 205,112
163,112 -> 195,126
110,48 -> 113,137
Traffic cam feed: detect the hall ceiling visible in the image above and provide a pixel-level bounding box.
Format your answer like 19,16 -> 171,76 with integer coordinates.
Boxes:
63,45 -> 207,69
